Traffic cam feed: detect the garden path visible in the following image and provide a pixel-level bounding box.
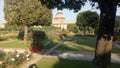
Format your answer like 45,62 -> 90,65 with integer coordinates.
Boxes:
20,53 -> 43,68
20,37 -> 71,68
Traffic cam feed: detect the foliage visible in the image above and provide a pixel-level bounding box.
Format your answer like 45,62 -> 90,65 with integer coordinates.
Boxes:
40,0 -> 120,11
0,51 -> 32,68
76,10 -> 99,29
0,36 -> 8,41
67,24 -> 76,30
4,0 -> 52,26
5,23 -> 24,31
76,10 -> 99,36
0,51 -> 5,61
31,30 -> 47,46
0,28 -> 12,31
115,16 -> 120,30
40,0 -> 87,12
31,26 -> 60,31
17,30 -> 24,40
67,24 -> 78,33
0,31 -> 18,40
4,0 -> 52,43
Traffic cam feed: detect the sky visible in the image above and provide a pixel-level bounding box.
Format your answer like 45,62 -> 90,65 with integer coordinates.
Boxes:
0,0 -> 120,27
0,0 -> 4,27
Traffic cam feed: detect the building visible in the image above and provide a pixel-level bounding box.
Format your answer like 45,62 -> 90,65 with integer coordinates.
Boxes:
0,20 -> 7,28
52,12 -> 75,30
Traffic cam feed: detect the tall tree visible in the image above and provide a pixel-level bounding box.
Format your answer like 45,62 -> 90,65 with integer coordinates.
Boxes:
39,0 -> 120,68
115,16 -> 120,32
76,10 -> 99,36
4,0 -> 52,43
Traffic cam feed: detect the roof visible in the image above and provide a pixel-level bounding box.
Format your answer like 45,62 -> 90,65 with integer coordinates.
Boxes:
55,12 -> 65,18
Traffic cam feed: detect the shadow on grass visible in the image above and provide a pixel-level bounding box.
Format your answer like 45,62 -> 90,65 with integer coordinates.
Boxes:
52,59 -> 93,68
55,36 -> 96,52
52,59 -> 120,68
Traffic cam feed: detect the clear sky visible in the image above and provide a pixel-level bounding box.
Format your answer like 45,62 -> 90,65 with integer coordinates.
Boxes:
0,0 -> 4,27
0,0 -> 120,27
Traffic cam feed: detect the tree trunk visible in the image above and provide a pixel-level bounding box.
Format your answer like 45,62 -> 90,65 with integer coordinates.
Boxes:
94,0 -> 118,68
24,25 -> 28,44
83,26 -> 86,37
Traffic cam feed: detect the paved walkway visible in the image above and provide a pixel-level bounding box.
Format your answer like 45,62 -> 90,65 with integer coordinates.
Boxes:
20,53 -> 43,68
42,50 -> 120,63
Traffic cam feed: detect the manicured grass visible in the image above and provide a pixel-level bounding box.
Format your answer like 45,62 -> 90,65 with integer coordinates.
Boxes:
43,40 -> 59,49
0,36 -> 120,53
112,46 -> 120,53
56,37 -> 120,52
0,40 -> 29,49
36,57 -> 120,68
56,37 -> 96,52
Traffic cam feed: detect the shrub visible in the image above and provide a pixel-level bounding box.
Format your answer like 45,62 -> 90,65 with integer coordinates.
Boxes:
31,30 -> 47,46
0,51 -> 5,60
17,30 -> 24,40
0,36 -> 7,41
3,51 -> 32,68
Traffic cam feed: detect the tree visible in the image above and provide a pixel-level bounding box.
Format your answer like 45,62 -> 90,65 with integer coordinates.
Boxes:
40,0 -> 120,68
67,24 -> 78,33
115,16 -> 120,32
4,0 -> 52,43
76,10 -> 99,36
5,23 -> 24,31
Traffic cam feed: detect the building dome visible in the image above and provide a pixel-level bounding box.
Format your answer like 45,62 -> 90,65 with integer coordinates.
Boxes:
55,12 -> 65,18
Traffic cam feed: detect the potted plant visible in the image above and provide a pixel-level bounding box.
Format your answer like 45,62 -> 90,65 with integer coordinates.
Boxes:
28,30 -> 46,52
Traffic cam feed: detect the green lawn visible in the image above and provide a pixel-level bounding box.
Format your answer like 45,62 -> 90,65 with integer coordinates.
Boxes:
36,57 -> 120,68
0,36 -> 120,53
55,37 -> 120,52
0,40 -> 29,49
56,37 -> 95,52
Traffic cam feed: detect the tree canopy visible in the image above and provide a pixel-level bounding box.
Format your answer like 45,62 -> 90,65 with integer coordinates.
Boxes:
115,16 -> 120,30
40,0 -> 120,12
76,10 -> 99,29
76,10 -> 99,36
4,0 -> 52,26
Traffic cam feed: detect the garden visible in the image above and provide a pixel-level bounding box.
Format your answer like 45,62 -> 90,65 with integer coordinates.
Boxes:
0,26 -> 120,68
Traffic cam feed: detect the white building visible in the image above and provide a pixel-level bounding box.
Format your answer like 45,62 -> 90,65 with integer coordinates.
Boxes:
1,20 -> 7,28
52,12 -> 75,30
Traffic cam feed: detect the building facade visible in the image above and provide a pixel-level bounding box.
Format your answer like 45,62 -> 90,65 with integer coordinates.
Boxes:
52,12 -> 75,30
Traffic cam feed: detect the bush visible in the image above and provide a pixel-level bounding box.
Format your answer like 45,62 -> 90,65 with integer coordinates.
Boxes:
0,36 -> 8,41
17,30 -> 24,40
0,51 -> 5,60
31,30 -> 47,46
3,51 -> 32,68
